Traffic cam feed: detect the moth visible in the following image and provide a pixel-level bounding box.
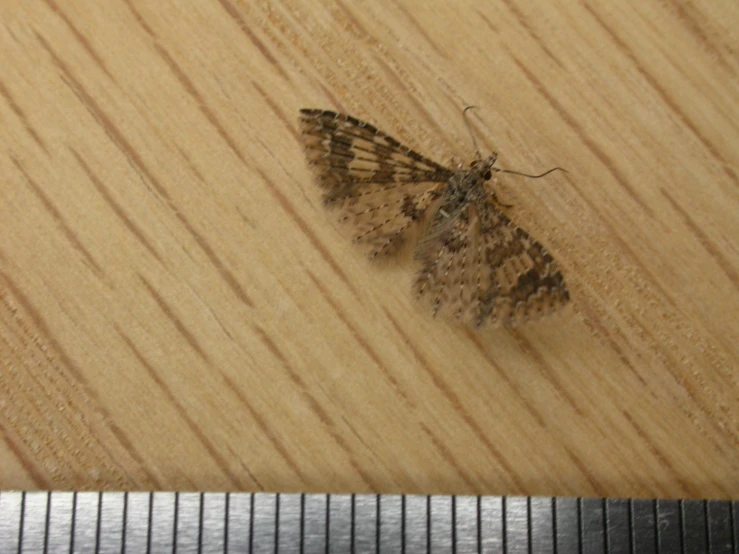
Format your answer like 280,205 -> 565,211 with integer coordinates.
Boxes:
298,108 -> 570,327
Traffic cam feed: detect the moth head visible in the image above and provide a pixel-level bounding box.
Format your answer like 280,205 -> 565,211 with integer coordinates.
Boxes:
470,154 -> 498,181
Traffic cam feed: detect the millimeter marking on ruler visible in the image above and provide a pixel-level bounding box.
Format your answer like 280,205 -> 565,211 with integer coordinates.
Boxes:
0,491 -> 736,553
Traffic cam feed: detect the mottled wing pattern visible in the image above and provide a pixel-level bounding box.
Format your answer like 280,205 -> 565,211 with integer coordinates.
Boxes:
414,203 -> 481,322
299,109 -> 452,191
333,180 -> 445,259
414,199 -> 569,327
299,109 -> 453,258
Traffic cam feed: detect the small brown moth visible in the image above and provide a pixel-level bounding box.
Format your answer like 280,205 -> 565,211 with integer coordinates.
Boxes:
298,108 -> 569,327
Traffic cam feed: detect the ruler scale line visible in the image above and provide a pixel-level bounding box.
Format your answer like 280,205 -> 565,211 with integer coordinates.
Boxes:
551,496 -> 558,554
502,495 -> 507,554
224,492 -> 230,553
275,493 -> 280,554
70,492 -> 77,554
43,491 -> 51,554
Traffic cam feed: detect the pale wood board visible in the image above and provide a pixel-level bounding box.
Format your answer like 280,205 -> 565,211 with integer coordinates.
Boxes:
0,0 -> 737,499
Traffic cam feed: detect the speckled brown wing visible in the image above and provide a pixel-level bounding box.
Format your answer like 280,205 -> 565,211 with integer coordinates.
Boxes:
414,199 -> 569,327
299,109 -> 453,259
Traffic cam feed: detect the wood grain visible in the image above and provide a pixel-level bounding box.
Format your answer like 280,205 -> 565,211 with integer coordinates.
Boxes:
0,0 -> 737,498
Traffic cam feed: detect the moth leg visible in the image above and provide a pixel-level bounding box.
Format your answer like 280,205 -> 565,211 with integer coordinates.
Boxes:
489,190 -> 513,209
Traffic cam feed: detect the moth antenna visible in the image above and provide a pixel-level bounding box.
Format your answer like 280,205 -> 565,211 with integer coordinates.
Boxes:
462,106 -> 482,162
493,166 -> 568,179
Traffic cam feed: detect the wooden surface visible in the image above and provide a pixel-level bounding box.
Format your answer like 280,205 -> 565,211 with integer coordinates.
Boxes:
1,0 -> 737,499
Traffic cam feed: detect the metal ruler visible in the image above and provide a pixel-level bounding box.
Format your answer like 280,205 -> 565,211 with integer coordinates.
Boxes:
0,491 -> 735,553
